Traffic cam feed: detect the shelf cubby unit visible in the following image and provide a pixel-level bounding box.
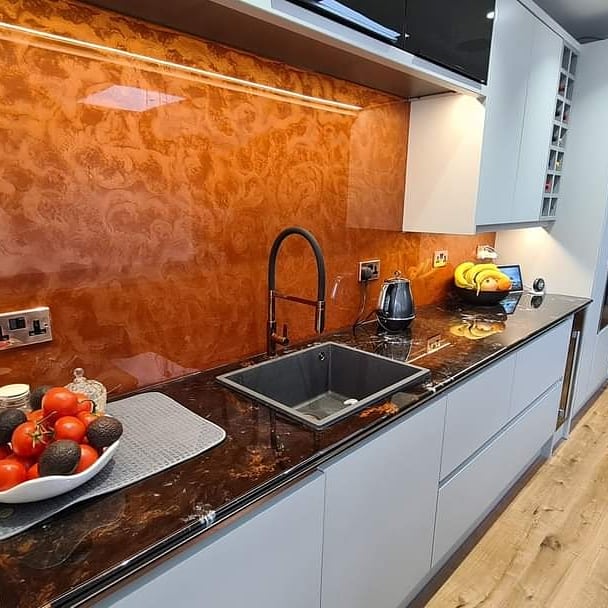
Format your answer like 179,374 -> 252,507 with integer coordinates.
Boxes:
541,44 -> 578,220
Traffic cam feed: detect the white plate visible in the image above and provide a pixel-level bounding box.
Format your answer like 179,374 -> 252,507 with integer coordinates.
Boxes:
0,441 -> 120,504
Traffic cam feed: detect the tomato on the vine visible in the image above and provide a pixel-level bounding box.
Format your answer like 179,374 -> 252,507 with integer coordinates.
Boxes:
77,412 -> 99,428
73,392 -> 94,414
0,460 -> 26,491
75,444 -> 99,473
4,453 -> 34,469
42,388 -> 79,419
54,416 -> 86,443
27,410 -> 45,424
11,421 -> 51,458
26,463 -> 40,480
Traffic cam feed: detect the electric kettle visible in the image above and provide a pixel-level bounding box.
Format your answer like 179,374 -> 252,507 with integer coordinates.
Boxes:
376,271 -> 415,332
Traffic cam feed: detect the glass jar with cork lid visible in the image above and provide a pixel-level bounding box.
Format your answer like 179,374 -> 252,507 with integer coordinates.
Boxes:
65,368 -> 107,414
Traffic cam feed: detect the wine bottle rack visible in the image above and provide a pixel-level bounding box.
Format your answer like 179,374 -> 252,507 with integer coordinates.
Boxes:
541,44 -> 578,220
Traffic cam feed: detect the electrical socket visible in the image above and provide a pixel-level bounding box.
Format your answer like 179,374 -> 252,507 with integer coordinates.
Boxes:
358,260 -> 380,282
0,307 -> 52,351
476,245 -> 498,260
433,250 -> 448,269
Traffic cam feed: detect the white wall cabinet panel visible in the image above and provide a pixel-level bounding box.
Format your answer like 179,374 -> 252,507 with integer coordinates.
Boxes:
476,0 -> 536,227
512,22 -> 562,223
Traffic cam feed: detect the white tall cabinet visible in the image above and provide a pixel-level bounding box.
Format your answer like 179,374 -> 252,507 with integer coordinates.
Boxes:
496,39 -> 608,417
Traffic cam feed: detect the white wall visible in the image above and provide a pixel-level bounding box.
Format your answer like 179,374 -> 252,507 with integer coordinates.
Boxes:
496,39 -> 608,413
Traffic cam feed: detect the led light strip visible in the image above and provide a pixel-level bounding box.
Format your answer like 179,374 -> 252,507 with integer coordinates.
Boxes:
0,21 -> 362,112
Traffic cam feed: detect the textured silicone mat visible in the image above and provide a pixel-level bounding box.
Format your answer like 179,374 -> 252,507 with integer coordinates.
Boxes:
0,392 -> 226,540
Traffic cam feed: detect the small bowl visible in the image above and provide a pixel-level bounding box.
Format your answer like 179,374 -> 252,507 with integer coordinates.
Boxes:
454,285 -> 511,306
0,440 -> 119,504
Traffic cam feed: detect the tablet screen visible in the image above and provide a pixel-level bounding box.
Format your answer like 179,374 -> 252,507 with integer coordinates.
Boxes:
498,264 -> 523,292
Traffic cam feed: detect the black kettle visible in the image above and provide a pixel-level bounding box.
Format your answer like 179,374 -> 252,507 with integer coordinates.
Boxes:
376,271 -> 415,332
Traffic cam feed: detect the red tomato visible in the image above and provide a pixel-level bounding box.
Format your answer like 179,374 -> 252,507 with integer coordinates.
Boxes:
77,412 -> 99,428
11,421 -> 50,458
26,463 -> 40,481
42,388 -> 79,419
3,453 -> 34,469
27,410 -> 45,423
0,445 -> 10,459
54,416 -> 86,443
0,460 -> 26,490
76,400 -> 93,414
75,444 -> 99,473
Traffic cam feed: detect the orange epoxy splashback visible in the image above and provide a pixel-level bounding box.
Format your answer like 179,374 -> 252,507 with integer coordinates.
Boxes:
0,0 -> 494,393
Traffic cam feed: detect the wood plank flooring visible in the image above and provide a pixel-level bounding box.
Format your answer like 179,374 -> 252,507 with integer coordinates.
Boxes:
426,388 -> 608,608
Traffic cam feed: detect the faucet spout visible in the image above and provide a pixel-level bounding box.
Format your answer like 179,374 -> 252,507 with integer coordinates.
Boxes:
267,227 -> 326,356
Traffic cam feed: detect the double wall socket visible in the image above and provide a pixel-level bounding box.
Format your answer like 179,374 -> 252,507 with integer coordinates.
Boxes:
358,260 -> 380,282
433,250 -> 449,268
0,307 -> 52,351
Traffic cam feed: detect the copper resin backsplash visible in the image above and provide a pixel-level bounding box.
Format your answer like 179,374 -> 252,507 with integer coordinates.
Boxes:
0,0 -> 494,393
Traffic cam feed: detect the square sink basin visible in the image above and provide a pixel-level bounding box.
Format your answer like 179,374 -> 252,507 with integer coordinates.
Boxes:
216,342 -> 430,429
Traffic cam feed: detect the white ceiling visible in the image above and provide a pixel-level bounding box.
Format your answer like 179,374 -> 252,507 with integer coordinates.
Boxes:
534,0 -> 608,41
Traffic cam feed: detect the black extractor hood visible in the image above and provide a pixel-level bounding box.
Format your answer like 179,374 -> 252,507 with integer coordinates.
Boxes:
77,0 -> 485,99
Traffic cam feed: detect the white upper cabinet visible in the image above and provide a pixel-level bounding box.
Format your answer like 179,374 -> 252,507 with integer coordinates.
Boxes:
403,0 -> 573,234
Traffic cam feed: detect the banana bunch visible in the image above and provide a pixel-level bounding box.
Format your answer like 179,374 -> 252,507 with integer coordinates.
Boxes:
449,320 -> 506,340
454,262 -> 512,295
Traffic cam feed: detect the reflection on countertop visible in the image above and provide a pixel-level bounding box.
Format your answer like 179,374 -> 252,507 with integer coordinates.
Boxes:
0,293 -> 590,608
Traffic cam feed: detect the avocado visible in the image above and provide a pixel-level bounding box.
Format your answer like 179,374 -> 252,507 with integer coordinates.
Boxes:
86,417 -> 123,449
38,440 -> 81,476
30,385 -> 53,411
0,408 -> 27,444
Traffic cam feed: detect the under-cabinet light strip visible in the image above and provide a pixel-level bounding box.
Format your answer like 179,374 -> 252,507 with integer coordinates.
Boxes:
0,21 -> 363,112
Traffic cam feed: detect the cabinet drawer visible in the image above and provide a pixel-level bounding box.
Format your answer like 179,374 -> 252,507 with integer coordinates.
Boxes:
511,320 -> 571,418
441,354 -> 515,479
433,383 -> 560,567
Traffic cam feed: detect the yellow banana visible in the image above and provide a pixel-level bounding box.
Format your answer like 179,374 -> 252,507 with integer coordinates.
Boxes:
464,263 -> 497,284
454,262 -> 475,288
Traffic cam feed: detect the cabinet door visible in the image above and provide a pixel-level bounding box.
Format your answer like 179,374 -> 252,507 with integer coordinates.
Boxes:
97,474 -> 325,608
512,19 -> 562,223
320,398 -> 446,608
433,383 -> 559,567
476,0 -> 536,227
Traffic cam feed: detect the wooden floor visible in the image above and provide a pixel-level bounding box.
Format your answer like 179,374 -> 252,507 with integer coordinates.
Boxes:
426,387 -> 608,608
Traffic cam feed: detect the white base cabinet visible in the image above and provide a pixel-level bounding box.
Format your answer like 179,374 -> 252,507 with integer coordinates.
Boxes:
319,398 -> 447,608
96,474 -> 325,608
433,382 -> 560,566
96,320 -> 574,608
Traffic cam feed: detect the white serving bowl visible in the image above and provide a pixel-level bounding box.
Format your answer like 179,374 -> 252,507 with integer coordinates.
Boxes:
0,440 -> 120,504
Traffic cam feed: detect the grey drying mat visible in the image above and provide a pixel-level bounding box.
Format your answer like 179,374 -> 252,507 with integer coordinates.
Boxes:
0,392 -> 226,540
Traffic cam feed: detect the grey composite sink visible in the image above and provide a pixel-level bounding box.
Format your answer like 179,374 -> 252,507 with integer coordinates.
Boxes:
216,342 -> 430,429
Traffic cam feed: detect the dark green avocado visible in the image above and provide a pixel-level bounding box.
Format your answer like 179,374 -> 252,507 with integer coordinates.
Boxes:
38,440 -> 81,476
86,417 -> 123,449
0,409 -> 27,445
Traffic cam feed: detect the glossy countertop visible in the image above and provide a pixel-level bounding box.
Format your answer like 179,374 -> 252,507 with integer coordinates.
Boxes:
0,293 -> 589,607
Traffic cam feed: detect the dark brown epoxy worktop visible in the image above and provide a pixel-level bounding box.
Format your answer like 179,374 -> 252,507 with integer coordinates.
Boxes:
0,293 -> 589,607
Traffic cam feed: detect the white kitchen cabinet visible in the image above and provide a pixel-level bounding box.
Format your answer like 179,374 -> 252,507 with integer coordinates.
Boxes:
441,354 -> 516,479
433,382 -> 560,567
319,398 -> 446,608
511,319 -> 571,418
96,474 -> 325,608
403,0 -> 573,234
